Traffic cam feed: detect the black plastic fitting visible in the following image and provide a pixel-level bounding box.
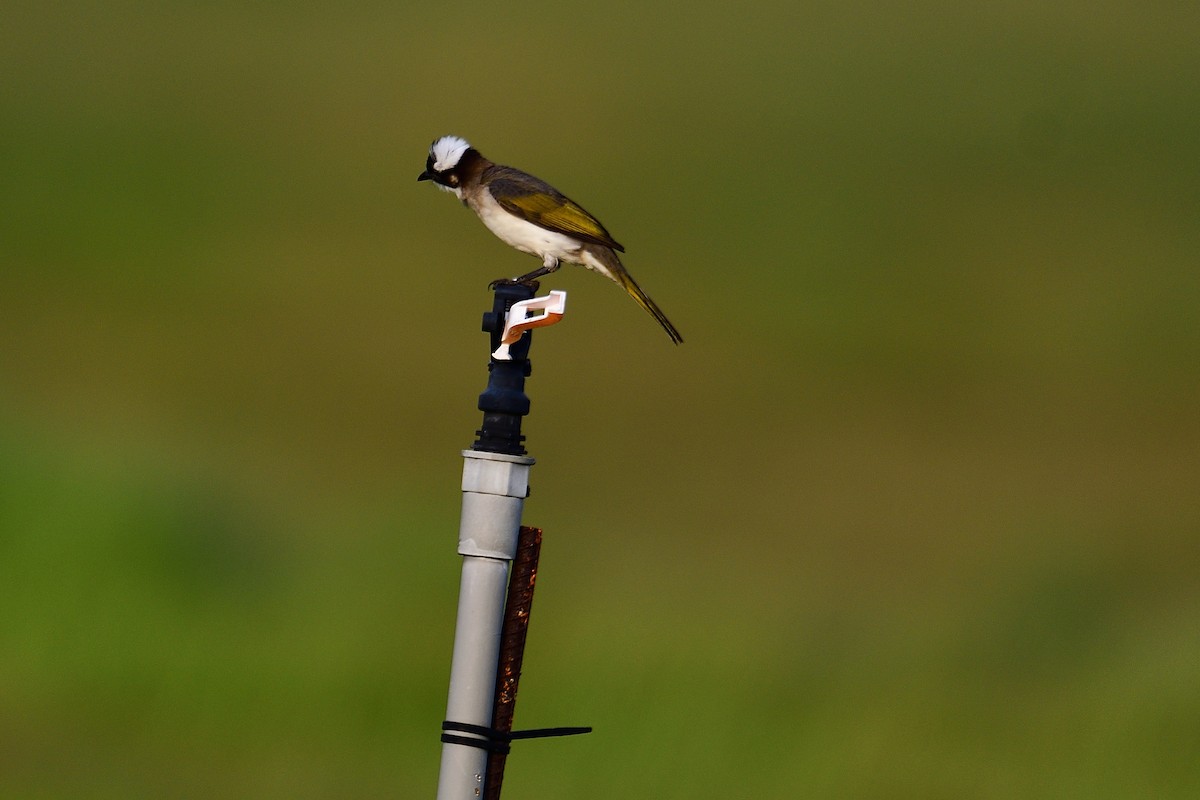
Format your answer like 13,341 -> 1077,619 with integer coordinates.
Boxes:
472,282 -> 537,455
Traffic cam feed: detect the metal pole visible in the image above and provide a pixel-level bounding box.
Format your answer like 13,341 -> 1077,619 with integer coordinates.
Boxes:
436,283 -> 538,800
484,525 -> 543,800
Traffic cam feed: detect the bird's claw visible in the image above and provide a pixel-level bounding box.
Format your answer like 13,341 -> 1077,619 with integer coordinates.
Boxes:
488,277 -> 541,291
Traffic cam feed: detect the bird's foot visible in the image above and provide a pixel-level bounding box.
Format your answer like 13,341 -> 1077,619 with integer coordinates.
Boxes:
488,277 -> 541,291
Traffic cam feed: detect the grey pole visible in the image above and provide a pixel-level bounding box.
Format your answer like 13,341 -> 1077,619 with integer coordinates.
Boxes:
436,450 -> 533,800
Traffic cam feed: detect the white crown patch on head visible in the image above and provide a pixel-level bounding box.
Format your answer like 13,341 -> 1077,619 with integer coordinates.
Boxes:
430,135 -> 471,172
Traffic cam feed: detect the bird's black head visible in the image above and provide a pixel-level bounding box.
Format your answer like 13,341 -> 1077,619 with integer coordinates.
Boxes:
417,135 -> 474,191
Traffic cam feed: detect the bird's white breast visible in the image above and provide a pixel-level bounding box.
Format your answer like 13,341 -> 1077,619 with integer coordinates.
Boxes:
468,189 -> 584,264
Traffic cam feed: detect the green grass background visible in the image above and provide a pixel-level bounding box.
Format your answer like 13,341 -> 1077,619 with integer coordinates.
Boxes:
2,1 -> 1198,797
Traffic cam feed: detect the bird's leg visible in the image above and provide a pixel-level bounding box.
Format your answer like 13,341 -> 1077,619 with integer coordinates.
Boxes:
491,256 -> 560,289
514,257 -> 560,284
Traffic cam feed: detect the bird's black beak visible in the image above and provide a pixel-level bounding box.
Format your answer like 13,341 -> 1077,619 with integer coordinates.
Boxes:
417,170 -> 432,182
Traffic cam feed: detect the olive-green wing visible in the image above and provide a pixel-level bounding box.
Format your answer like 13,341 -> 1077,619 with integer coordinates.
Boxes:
485,166 -> 625,252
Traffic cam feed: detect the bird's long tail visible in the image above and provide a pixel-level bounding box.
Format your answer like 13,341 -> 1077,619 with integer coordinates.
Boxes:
585,247 -> 684,344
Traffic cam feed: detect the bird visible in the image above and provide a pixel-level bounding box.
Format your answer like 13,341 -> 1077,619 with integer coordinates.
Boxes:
417,135 -> 683,344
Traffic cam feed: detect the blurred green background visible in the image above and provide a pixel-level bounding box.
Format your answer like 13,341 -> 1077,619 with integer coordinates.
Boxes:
2,1 -> 1198,797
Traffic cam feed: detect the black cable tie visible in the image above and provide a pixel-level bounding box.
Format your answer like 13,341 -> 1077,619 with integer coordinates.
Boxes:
441,720 -> 592,752
509,725 -> 593,740
440,732 -> 510,755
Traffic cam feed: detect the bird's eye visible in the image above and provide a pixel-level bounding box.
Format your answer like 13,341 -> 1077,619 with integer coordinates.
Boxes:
448,174 -> 459,186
